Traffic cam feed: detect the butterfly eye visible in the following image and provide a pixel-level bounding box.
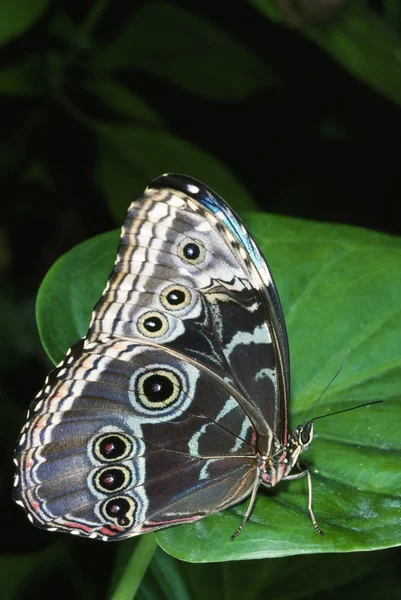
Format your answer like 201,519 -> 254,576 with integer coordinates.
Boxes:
101,495 -> 136,528
94,466 -> 132,493
178,239 -> 206,265
300,430 -> 311,445
135,368 -> 182,410
137,311 -> 169,338
161,284 -> 192,311
93,433 -> 133,462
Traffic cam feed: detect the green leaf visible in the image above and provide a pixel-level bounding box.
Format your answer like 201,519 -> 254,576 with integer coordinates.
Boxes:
36,213 -> 401,561
91,1 -> 279,99
93,122 -> 259,221
383,1 -> 401,30
36,230 -> 119,363
0,0 -> 50,46
85,80 -> 164,124
250,0 -> 401,107
135,547 -> 393,600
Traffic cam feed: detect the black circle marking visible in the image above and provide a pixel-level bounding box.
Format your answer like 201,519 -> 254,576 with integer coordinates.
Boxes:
101,495 -> 136,529
135,368 -> 182,410
93,433 -> 133,462
183,242 -> 200,260
161,284 -> 192,311
94,466 -> 132,493
167,289 -> 186,305
137,311 -> 169,338
144,374 -> 174,403
177,238 -> 206,265
143,315 -> 163,332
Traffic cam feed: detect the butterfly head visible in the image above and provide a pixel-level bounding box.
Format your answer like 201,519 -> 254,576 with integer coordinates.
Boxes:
292,422 -> 314,452
281,422 -> 315,472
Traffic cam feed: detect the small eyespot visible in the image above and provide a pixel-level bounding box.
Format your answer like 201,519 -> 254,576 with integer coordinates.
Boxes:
137,311 -> 169,338
135,368 -> 182,410
94,465 -> 132,493
177,239 -> 206,265
93,433 -> 133,462
101,495 -> 136,529
160,284 -> 192,311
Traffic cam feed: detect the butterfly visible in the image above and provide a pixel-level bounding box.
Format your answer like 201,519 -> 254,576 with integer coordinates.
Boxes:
13,173 -> 322,541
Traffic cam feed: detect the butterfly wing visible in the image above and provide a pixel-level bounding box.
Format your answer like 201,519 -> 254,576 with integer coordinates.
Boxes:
13,174 -> 288,539
14,338 -> 259,539
149,174 -> 290,443
90,174 -> 289,442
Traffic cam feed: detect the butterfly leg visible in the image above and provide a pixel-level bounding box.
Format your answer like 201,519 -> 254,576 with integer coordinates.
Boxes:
283,467 -> 324,536
230,472 -> 260,541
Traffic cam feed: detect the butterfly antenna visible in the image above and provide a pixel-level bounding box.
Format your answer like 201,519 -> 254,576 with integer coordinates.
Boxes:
303,349 -> 350,424
305,400 -> 383,426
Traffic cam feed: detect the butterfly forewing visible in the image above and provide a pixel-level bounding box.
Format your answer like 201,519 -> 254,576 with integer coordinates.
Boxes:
13,174 -> 288,540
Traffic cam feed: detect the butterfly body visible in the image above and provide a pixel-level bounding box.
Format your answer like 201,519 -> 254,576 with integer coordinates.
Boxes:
13,174 -> 317,541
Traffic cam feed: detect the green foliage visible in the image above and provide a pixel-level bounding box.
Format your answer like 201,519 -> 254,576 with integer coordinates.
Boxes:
132,547 -> 399,600
93,123 -> 258,222
36,213 -> 401,567
251,0 -> 401,107
0,0 -> 50,46
90,2 -> 279,99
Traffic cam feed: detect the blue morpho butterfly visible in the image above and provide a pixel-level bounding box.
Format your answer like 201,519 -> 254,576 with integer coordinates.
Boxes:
13,173 -> 325,541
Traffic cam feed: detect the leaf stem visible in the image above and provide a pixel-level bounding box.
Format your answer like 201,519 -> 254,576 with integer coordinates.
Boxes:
110,534 -> 158,600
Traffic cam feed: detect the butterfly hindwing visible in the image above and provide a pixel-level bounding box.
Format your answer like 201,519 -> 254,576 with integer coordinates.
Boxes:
14,338 -> 258,539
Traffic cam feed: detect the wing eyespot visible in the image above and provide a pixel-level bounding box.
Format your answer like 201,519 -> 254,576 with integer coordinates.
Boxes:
160,284 -> 192,311
177,239 -> 206,265
137,311 -> 169,338
135,368 -> 182,410
94,465 -> 132,494
93,433 -> 133,462
101,495 -> 136,528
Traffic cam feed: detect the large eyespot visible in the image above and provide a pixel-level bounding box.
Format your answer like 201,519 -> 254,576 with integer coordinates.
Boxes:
101,495 -> 136,528
160,284 -> 192,311
135,368 -> 182,410
94,466 -> 132,493
177,238 -> 206,265
137,311 -> 169,338
93,433 -> 133,462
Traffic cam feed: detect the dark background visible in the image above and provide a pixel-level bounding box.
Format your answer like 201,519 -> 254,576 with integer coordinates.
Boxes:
1,1 -> 400,598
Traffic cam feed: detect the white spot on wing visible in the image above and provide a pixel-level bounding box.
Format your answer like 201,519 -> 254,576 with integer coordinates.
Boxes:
195,220 -> 212,232
255,367 -> 276,386
148,203 -> 169,218
225,324 -> 271,357
189,397 -> 237,456
231,418 -> 252,453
